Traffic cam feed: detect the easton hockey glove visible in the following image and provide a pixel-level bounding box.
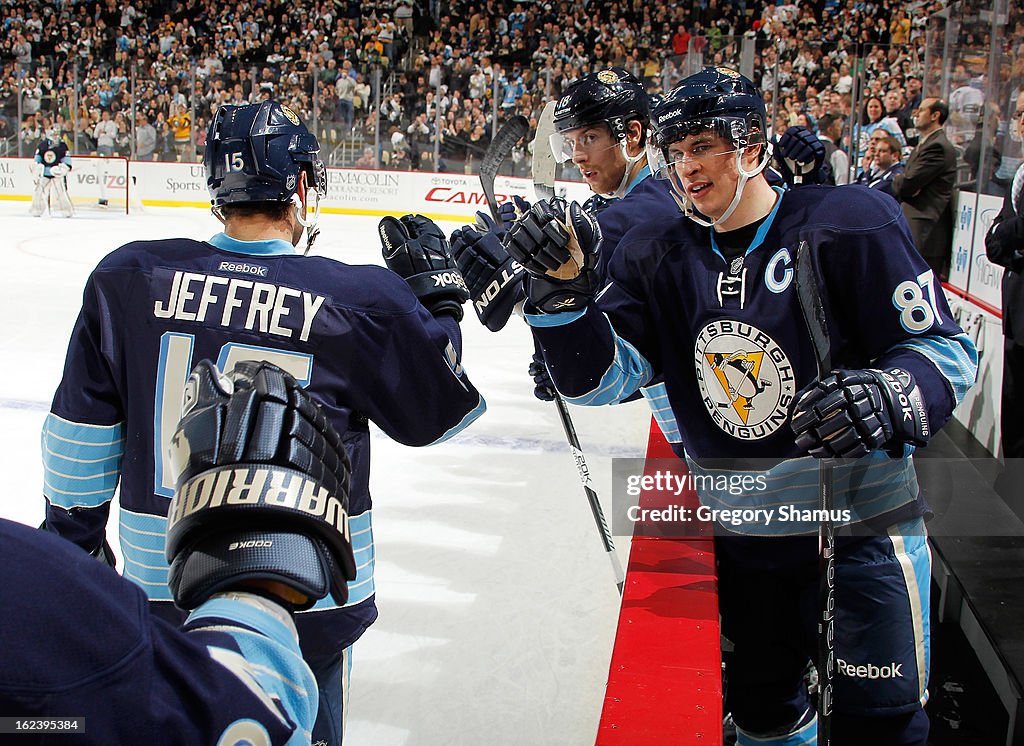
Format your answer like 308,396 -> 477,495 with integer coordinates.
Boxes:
380,214 -> 470,321
503,198 -> 603,313
451,212 -> 526,332
166,360 -> 356,611
791,368 -> 930,459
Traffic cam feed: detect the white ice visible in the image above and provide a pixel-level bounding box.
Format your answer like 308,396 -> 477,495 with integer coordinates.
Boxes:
0,203 -> 650,745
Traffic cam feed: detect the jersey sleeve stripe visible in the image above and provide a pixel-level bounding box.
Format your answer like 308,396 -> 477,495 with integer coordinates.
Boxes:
640,382 -> 683,443
525,308 -> 587,327
42,414 -> 124,509
429,395 -> 487,445
887,332 -> 978,406
563,318 -> 652,406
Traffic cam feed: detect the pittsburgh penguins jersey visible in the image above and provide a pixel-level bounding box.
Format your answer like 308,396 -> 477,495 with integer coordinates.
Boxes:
35,140 -> 71,177
529,185 -> 977,533
588,169 -> 686,442
43,234 -> 485,655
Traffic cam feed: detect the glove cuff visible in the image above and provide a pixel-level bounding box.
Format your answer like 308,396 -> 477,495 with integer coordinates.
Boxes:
524,273 -> 597,314
869,368 -> 930,447
405,269 -> 470,319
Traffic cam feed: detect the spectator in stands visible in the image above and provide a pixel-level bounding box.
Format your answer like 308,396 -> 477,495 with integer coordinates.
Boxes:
168,103 -> 191,160
893,98 -> 958,278
92,109 -> 118,156
136,112 -> 156,161
857,132 -> 904,198
818,113 -> 850,185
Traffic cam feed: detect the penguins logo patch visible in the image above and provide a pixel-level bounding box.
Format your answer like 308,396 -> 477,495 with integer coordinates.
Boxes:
597,69 -> 620,84
694,320 -> 796,440
42,149 -> 58,165
280,105 -> 301,126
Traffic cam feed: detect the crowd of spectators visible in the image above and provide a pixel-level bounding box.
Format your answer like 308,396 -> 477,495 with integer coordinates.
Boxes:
1,0 -> 1020,180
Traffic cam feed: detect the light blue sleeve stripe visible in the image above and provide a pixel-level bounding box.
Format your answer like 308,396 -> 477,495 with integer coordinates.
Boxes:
565,322 -> 652,406
188,595 -> 316,741
430,395 -> 487,444
42,414 -> 124,509
890,332 -> 978,405
640,382 -> 682,443
524,309 -> 587,327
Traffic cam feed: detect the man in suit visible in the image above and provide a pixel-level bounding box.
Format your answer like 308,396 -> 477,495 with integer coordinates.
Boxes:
856,132 -> 905,198
985,91 -> 1024,508
893,98 -> 958,278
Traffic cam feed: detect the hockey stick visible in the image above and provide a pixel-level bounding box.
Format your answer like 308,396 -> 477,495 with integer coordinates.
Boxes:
794,240 -> 835,745
531,101 -> 625,594
479,115 -> 530,230
532,100 -> 558,202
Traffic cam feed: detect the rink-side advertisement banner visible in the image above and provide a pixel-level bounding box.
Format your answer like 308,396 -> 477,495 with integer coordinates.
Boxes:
0,157 -> 591,222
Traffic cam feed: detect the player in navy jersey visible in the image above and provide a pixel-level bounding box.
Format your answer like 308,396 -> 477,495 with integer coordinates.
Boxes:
41,100 -> 484,745
4,360 -> 354,745
502,68 -> 977,745
30,136 -> 74,217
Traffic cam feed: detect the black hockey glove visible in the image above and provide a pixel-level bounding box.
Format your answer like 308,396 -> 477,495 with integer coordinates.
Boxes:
985,215 -> 1024,272
775,126 -> 828,186
529,350 -> 557,401
791,368 -> 930,460
451,211 -> 527,332
166,360 -> 356,611
380,214 -> 470,321
503,198 -> 603,314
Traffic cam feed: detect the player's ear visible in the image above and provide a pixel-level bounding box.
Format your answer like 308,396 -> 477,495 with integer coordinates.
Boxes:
625,119 -> 645,156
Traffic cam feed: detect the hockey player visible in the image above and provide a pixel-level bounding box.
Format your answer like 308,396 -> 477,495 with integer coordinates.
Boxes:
41,100 -> 484,745
502,67 -> 977,745
30,136 -> 74,217
4,360 -> 355,745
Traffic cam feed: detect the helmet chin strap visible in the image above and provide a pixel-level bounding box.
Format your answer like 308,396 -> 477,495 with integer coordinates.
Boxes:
604,140 -> 646,199
292,188 -> 322,255
676,141 -> 773,229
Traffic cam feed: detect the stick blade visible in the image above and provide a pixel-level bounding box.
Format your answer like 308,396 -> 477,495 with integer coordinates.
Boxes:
479,115 -> 530,224
532,100 -> 558,201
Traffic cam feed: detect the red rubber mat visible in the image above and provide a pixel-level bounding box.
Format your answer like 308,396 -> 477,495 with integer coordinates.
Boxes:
596,419 -> 722,745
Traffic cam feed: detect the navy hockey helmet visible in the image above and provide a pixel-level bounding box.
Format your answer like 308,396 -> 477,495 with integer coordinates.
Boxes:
550,68 -> 649,163
553,67 -> 649,135
649,66 -> 767,153
647,68 -> 773,228
204,101 -> 327,208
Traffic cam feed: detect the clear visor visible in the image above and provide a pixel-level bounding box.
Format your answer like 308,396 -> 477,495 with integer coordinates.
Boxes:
548,125 -> 622,163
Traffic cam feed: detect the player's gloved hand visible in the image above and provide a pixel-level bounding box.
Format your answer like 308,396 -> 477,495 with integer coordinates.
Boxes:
986,215 -> 1024,271
529,351 -> 557,401
582,193 -> 613,215
503,198 -> 603,313
495,195 -> 530,229
451,214 -> 526,332
380,214 -> 470,321
165,360 -> 356,611
791,368 -> 930,459
775,126 -> 826,186
50,163 -> 70,177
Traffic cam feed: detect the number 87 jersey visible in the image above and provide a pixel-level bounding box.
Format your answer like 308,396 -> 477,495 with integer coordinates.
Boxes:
531,185 -> 977,525
42,234 -> 484,653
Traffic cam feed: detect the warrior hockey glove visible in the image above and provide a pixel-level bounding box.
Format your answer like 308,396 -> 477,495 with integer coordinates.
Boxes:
451,213 -> 527,332
503,198 -> 603,314
775,126 -> 828,186
380,214 -> 470,321
791,368 -> 930,459
166,360 -> 356,611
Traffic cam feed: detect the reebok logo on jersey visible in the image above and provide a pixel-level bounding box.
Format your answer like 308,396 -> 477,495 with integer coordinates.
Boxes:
837,659 -> 904,679
218,261 -> 268,277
